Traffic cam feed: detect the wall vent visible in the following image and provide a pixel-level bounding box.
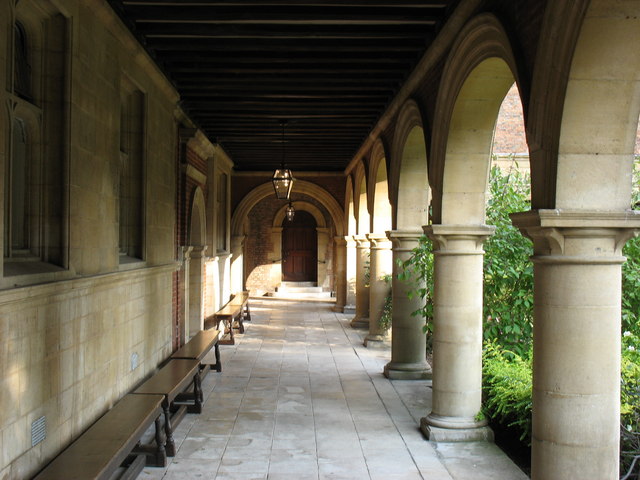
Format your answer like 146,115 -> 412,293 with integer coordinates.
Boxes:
31,416 -> 46,447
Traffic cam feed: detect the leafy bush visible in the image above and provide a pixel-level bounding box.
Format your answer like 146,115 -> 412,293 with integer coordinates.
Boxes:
483,165 -> 533,358
379,273 -> 393,331
482,341 -> 532,444
397,235 -> 434,350
621,332 -> 640,476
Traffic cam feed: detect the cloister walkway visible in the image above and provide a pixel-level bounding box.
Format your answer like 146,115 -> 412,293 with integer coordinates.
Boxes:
141,298 -> 528,480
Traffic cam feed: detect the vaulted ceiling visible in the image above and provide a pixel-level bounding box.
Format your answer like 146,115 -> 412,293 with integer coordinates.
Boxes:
107,1 -> 457,172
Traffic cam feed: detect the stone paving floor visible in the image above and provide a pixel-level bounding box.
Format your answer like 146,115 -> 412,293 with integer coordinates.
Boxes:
140,298 -> 529,480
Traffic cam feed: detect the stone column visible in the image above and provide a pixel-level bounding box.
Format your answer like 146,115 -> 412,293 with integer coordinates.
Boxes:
351,235 -> 370,328
333,236 -> 347,312
180,246 -> 194,345
188,245 -> 208,336
345,236 -> 357,313
511,210 -> 640,480
420,225 -> 494,442
230,235 -> 245,295
364,233 -> 393,346
384,230 -> 431,379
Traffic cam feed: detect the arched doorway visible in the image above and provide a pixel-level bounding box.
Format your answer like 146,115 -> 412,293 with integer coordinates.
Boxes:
282,210 -> 317,282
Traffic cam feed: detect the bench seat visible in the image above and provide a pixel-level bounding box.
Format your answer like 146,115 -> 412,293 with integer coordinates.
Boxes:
171,328 -> 222,373
133,358 -> 201,457
33,394 -> 166,480
209,291 -> 251,344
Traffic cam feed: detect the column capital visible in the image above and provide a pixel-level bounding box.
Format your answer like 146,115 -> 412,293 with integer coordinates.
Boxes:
353,234 -> 370,248
189,245 -> 208,258
181,245 -> 194,262
366,232 -> 392,249
334,236 -> 347,246
386,229 -> 423,252
423,224 -> 495,253
511,209 -> 640,258
344,235 -> 357,248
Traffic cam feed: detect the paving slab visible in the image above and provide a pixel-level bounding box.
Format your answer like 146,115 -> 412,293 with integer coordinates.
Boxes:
141,298 -> 529,479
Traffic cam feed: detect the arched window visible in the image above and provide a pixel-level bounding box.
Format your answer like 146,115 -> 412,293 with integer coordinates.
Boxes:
13,22 -> 32,100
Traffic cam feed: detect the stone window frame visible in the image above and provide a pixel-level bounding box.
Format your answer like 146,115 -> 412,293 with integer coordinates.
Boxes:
118,75 -> 147,267
2,4 -> 70,285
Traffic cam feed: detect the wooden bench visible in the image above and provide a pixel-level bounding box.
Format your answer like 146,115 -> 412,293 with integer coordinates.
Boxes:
208,291 -> 251,345
33,393 -> 166,480
133,358 -> 201,457
171,328 -> 222,374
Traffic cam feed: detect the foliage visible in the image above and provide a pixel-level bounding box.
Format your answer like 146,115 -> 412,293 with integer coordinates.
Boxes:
378,274 -> 393,331
482,341 -> 533,444
621,345 -> 640,476
397,235 -> 435,351
483,165 -> 534,358
621,156 -> 640,477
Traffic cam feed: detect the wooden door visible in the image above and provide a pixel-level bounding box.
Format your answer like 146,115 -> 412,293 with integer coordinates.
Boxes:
282,210 -> 317,282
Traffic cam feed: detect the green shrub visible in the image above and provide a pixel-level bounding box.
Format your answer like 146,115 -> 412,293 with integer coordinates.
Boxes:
482,341 -> 532,444
621,334 -> 640,476
483,164 -> 533,358
378,273 -> 393,331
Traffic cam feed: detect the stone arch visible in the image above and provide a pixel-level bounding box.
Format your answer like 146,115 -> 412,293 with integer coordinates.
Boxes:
369,139 -> 392,233
430,13 -> 522,225
231,179 -> 344,237
554,1 -> 640,211
352,162 -> 370,236
345,175 -> 356,236
391,99 -> 430,230
188,186 -> 206,246
273,201 -> 326,228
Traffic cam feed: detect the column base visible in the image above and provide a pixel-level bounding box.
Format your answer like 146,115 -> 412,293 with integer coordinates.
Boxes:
350,317 -> 369,329
343,304 -> 356,315
420,415 -> 494,443
363,333 -> 388,347
384,361 -> 432,380
332,305 -> 345,313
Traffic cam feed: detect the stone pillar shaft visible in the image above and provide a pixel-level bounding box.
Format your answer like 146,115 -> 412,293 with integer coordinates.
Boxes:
512,210 -> 640,480
365,233 -> 393,345
351,235 -> 370,328
333,236 -> 347,312
188,245 -> 208,337
230,235 -> 245,295
420,224 -> 494,442
345,236 -> 357,310
384,230 -> 431,379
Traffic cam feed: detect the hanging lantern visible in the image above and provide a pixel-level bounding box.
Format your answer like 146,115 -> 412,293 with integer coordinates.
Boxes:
286,201 -> 295,221
272,119 -> 294,199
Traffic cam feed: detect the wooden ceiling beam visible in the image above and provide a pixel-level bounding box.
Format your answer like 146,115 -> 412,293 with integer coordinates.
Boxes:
137,23 -> 434,39
146,37 -> 428,52
123,1 -> 447,8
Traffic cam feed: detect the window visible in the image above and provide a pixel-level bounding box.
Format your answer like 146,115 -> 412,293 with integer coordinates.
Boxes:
3,12 -> 68,279
118,82 -> 145,263
13,22 -> 32,100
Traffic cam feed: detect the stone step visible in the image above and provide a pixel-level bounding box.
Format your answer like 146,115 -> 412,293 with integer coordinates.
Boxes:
273,282 -> 332,299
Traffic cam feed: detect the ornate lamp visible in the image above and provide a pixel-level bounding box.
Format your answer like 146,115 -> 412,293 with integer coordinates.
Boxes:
286,201 -> 295,221
272,120 -> 294,199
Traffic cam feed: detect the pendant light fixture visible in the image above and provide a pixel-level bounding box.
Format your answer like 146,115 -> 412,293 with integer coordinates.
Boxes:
286,201 -> 295,221
272,119 -> 294,200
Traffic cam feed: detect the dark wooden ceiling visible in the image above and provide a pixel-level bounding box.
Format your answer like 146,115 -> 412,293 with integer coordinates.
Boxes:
107,0 -> 457,172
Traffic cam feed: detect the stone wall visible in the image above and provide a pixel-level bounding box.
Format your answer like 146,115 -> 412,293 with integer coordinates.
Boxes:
0,1 -> 179,478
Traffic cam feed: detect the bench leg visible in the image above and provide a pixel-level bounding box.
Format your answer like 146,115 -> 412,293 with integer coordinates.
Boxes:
152,416 -> 167,466
237,317 -> 245,334
163,403 -> 176,457
244,303 -> 251,322
215,343 -> 222,371
188,373 -> 203,414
